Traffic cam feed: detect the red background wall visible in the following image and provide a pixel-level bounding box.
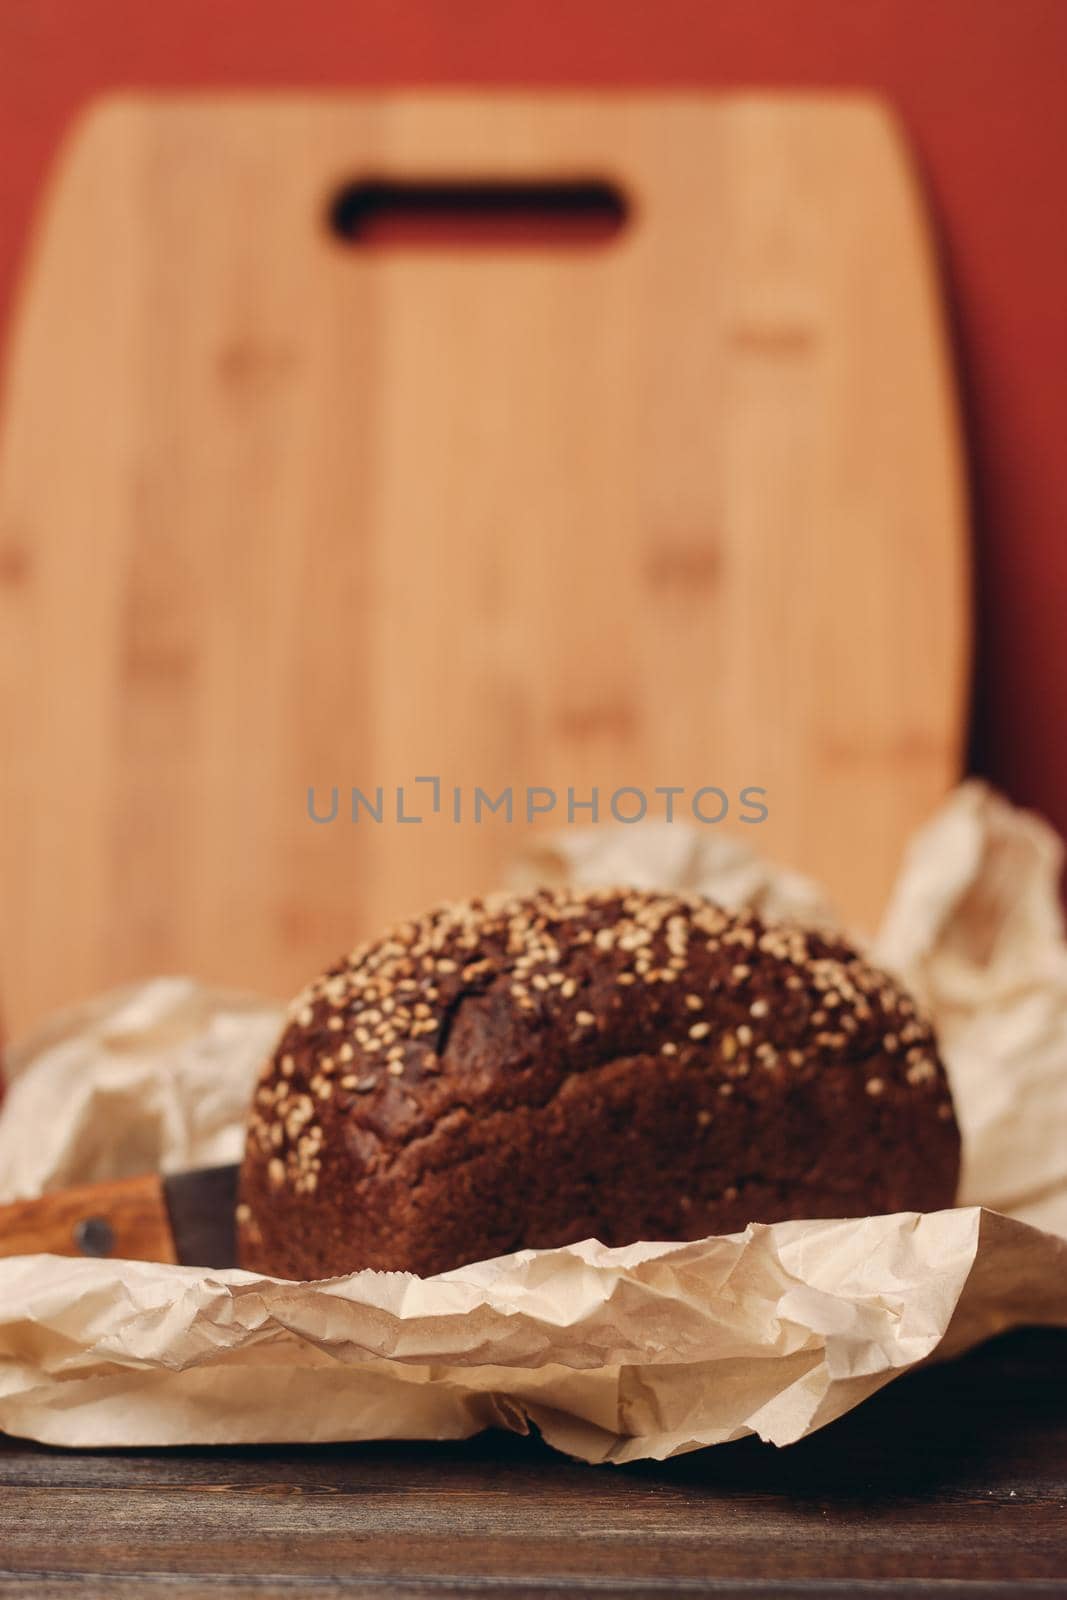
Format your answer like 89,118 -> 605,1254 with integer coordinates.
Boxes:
2,0 -> 1066,843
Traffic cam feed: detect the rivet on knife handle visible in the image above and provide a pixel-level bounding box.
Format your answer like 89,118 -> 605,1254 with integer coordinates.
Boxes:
73,1216 -> 115,1257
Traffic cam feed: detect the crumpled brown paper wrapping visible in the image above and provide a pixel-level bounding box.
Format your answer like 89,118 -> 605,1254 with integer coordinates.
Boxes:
1,781 -> 1065,1461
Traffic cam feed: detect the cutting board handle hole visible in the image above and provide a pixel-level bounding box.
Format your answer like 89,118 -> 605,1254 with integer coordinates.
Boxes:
326,178 -> 629,249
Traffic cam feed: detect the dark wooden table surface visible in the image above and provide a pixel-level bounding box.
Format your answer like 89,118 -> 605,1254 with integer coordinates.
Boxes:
1,1327 -> 1064,1599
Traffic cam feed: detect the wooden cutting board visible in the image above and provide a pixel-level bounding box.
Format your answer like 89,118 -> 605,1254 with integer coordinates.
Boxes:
0,93 -> 968,1037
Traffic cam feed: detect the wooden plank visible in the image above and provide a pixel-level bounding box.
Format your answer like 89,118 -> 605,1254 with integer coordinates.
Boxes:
0,1330 -> 1061,1595
0,94 -> 968,1035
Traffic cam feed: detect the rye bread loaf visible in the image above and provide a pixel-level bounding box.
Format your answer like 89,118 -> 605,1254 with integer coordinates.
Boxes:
237,887 -> 960,1279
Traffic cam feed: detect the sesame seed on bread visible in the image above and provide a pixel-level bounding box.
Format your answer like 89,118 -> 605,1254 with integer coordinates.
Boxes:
237,886 -> 960,1279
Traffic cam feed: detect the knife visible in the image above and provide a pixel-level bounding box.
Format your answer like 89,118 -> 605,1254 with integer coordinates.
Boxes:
0,1164 -> 239,1267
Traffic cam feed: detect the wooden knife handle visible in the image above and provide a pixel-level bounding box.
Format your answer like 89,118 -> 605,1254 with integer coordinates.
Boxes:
0,1173 -> 178,1263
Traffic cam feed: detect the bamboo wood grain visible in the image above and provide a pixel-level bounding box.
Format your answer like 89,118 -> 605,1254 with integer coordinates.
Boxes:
0,94 -> 969,1035
0,1172 -> 177,1263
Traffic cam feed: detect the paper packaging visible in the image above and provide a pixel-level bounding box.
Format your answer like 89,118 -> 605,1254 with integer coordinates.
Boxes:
1,781 -> 1066,1463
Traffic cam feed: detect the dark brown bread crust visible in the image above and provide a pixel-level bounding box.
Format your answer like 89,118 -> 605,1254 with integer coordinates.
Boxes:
237,888 -> 960,1279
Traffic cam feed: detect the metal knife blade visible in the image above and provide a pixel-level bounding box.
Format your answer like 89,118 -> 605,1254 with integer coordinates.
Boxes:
161,1163 -> 241,1268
